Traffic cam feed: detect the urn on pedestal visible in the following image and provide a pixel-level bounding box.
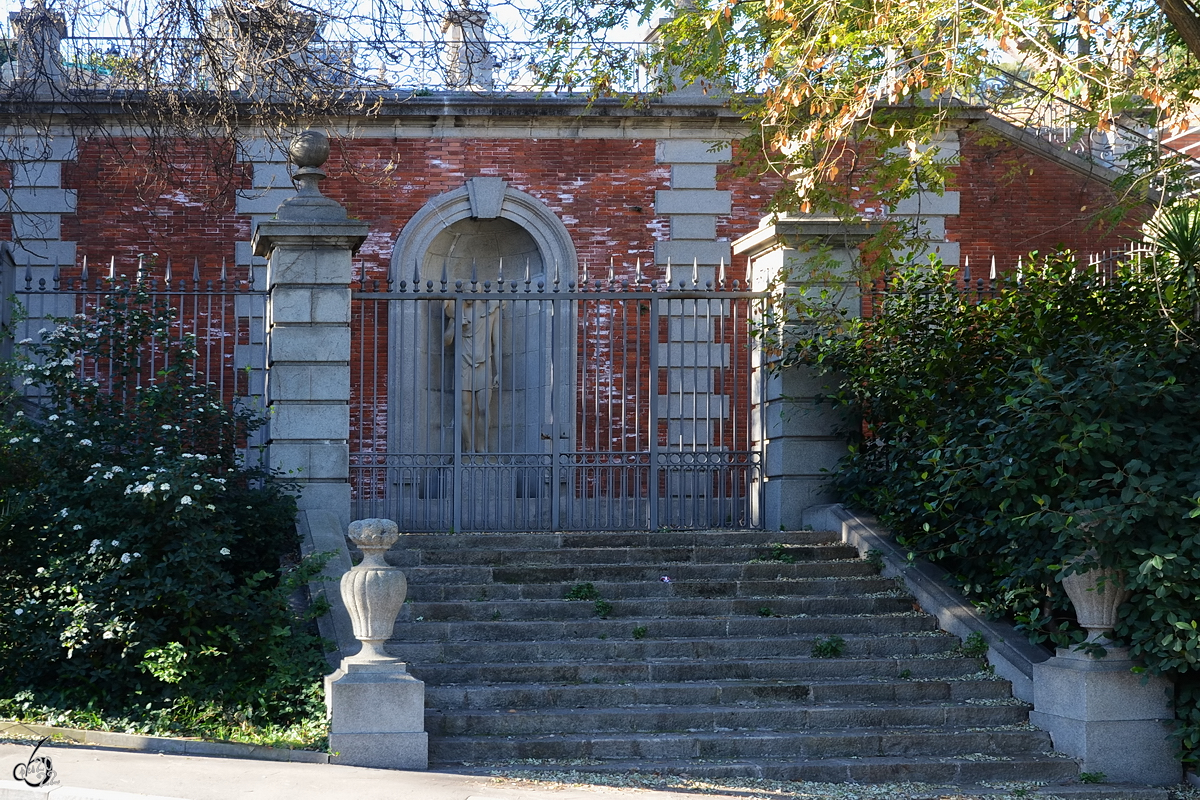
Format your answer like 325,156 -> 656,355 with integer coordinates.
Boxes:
340,517 -> 407,662
326,518 -> 428,769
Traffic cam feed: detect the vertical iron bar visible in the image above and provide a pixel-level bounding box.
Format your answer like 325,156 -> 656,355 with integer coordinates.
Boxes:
648,290 -> 660,531
453,295 -> 463,535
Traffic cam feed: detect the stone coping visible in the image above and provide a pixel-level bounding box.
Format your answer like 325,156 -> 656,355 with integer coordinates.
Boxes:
0,722 -> 328,765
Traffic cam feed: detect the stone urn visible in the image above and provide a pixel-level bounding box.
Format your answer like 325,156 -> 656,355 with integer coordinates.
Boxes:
1060,557 -> 1131,644
340,518 -> 407,662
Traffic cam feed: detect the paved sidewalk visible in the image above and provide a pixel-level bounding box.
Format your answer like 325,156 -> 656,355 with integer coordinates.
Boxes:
0,740 -> 1178,800
0,742 -> 744,800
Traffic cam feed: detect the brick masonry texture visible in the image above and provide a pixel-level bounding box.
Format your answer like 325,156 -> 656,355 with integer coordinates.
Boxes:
60,138 -> 250,280
948,130 -> 1147,270
322,138 -> 671,285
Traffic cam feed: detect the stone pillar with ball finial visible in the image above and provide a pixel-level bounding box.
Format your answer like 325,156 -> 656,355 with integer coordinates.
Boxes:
252,130 -> 368,532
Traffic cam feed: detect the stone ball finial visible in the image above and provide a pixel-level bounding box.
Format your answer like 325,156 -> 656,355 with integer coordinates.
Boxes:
289,130 -> 330,169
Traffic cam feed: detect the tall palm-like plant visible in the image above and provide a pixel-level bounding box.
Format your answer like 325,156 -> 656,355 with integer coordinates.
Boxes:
1145,200 -> 1200,325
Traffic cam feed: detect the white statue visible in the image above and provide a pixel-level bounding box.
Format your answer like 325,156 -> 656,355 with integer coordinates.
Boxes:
443,299 -> 501,452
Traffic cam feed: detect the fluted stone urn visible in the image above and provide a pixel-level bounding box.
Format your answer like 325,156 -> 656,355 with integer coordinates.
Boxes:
340,518 -> 406,662
1060,559 -> 1130,645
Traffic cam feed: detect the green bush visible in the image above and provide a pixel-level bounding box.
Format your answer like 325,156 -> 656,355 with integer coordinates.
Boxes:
0,280 -> 328,745
784,254 -> 1200,761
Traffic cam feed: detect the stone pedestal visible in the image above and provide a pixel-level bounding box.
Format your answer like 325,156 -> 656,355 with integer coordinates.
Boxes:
326,662 -> 428,769
1029,647 -> 1178,786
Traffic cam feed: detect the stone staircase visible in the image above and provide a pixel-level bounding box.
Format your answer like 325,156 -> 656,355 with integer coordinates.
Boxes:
381,528 -> 1078,784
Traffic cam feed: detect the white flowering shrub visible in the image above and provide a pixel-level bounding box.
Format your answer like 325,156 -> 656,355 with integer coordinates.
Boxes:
0,281 -> 328,741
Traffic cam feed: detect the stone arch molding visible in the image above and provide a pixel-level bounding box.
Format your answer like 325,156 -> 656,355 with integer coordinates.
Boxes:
390,177 -> 578,282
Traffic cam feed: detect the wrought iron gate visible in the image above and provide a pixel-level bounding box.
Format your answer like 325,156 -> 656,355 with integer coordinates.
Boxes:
350,275 -> 766,531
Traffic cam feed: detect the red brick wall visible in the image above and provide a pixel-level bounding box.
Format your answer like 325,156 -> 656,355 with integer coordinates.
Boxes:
62,138 -> 250,282
948,130 -> 1147,272
324,138 -> 670,284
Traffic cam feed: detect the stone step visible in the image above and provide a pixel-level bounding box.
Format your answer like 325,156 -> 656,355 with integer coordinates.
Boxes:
404,572 -> 896,599
423,677 -> 1016,709
385,529 -> 842,552
426,726 -> 1058,762
424,703 -> 1032,736
402,561 -> 881,586
405,594 -> 914,621
380,528 -> 1073,784
390,632 -> 960,663
386,543 -> 860,568
440,755 -> 1080,785
392,612 -> 938,641
406,655 -> 991,685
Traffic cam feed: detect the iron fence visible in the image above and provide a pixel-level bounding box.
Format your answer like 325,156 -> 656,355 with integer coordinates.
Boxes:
862,245 -> 1157,315
8,257 -> 267,431
350,271 -> 767,532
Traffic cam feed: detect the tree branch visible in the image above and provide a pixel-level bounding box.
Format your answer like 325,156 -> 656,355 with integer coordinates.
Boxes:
1157,0 -> 1200,60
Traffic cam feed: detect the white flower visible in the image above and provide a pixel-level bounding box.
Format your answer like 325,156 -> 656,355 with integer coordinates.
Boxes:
159,483 -> 170,491
111,466 -> 123,473
161,424 -> 173,430
193,485 -> 202,491
64,420 -> 76,426
88,539 -> 101,554
73,524 -> 82,531
180,496 -> 193,505
22,364 -> 34,371
90,463 -> 102,469
14,608 -> 23,616
30,438 -> 39,444
22,378 -> 33,385
8,438 -> 18,444
195,455 -> 208,461
111,540 -> 120,547
36,567 -> 44,574
219,547 -> 230,556
132,552 -> 141,559
59,358 -> 74,366
120,553 -> 131,564
57,508 -> 68,518
205,504 -> 216,511
79,439 -> 92,446
14,411 -> 23,417
48,414 -> 59,421
102,631 -> 114,639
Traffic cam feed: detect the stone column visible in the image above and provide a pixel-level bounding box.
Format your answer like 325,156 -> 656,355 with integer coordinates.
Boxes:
732,214 -> 881,530
252,131 -> 368,531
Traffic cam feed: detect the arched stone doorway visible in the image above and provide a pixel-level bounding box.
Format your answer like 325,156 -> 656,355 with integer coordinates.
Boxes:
386,178 -> 577,530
